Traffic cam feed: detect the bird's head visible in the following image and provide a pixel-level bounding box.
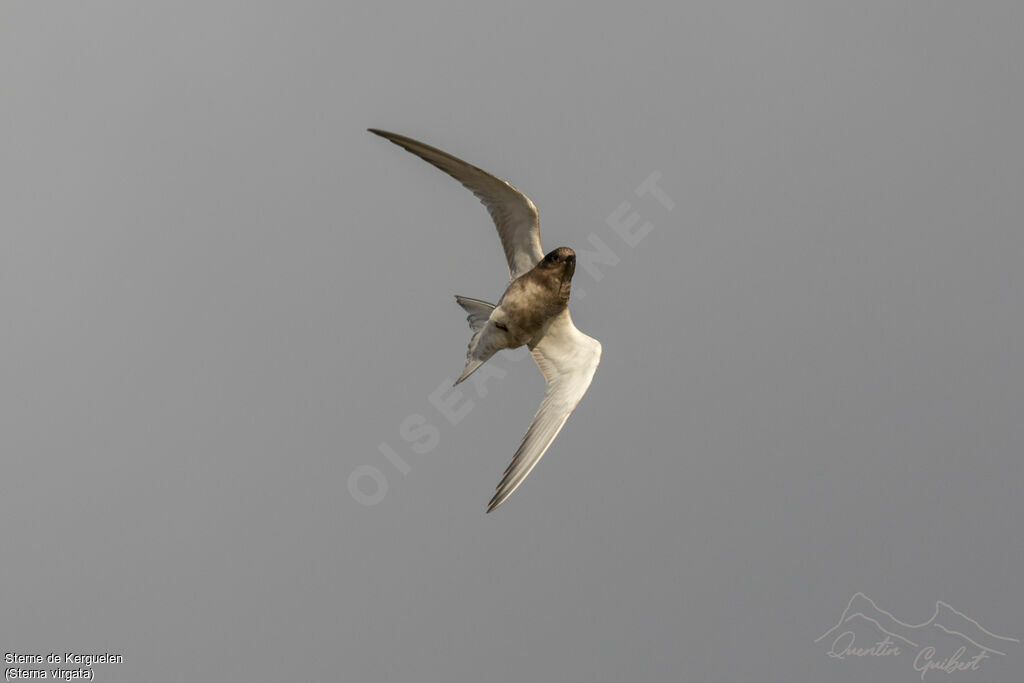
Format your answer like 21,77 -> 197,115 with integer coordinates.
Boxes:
540,247 -> 576,281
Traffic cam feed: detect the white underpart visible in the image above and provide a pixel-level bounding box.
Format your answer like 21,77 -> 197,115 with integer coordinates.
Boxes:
371,129 -> 603,512
488,309 -> 601,512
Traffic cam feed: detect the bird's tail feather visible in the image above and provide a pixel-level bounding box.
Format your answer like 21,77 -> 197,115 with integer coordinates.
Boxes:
454,296 -> 498,385
455,295 -> 496,331
454,357 -> 485,385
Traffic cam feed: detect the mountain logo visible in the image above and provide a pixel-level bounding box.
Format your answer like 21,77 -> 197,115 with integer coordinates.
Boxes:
816,592 -> 1019,679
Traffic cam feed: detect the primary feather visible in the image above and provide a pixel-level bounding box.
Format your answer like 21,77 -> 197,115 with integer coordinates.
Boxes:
370,129 -> 602,512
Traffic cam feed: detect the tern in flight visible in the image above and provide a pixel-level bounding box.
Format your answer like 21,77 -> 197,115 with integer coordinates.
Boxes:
369,129 -> 602,513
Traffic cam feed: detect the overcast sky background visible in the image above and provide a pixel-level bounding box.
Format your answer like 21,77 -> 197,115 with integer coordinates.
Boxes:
2,2 -> 1022,682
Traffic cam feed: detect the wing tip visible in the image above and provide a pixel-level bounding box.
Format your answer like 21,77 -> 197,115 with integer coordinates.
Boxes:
368,128 -> 404,143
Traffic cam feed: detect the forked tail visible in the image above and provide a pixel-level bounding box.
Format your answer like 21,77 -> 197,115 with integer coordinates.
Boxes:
454,295 -> 498,385
455,296 -> 495,330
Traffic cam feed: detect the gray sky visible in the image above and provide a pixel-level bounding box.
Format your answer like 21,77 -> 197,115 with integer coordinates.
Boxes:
2,2 -> 1022,682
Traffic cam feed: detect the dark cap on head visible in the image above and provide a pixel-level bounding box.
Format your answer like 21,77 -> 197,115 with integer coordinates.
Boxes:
541,247 -> 576,283
543,247 -> 576,264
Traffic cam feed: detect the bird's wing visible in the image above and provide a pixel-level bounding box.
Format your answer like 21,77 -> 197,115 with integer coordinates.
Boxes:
488,309 -> 602,512
369,129 -> 544,280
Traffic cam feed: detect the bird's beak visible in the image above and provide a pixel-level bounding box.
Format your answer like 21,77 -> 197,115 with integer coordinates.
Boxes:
564,257 -> 576,279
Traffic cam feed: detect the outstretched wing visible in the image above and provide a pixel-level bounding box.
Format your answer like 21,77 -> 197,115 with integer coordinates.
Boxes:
488,309 -> 602,513
369,129 -> 544,280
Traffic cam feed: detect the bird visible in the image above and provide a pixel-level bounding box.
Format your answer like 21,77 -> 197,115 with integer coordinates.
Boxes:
369,129 -> 602,513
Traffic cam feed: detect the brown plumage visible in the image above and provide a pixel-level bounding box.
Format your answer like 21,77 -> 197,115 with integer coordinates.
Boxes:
370,129 -> 602,513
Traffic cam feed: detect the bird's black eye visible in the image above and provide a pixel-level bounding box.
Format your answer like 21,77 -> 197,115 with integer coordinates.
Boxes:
495,322 -> 508,331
